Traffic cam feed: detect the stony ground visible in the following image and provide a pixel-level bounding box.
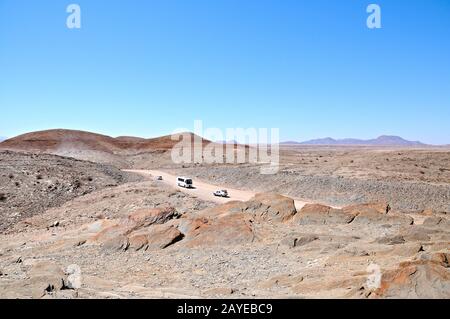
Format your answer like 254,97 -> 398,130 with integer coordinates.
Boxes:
174,163 -> 450,211
0,169 -> 449,298
0,150 -> 449,299
14,140 -> 450,211
0,151 -> 142,233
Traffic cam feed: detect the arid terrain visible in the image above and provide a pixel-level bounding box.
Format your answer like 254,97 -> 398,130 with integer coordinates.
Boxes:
0,129 -> 449,299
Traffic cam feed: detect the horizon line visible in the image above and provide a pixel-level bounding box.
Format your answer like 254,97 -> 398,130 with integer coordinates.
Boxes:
1,128 -> 449,146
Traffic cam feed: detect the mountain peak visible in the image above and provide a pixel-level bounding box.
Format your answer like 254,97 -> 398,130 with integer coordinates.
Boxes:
282,135 -> 427,146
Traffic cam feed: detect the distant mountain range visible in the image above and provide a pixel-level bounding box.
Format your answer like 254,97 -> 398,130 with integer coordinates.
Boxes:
281,135 -> 427,146
0,131 -> 436,149
0,137 -> 7,142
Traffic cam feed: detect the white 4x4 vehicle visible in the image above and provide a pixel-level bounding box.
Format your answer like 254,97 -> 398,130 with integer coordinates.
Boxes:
177,177 -> 193,188
213,190 -> 229,198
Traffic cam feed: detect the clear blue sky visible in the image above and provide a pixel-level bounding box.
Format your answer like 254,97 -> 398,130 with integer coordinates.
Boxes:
1,0 -> 449,144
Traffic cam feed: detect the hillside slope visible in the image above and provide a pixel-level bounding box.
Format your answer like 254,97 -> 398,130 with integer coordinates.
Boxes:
0,129 -> 210,153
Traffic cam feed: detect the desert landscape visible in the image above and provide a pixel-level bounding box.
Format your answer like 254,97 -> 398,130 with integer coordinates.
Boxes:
0,129 -> 449,299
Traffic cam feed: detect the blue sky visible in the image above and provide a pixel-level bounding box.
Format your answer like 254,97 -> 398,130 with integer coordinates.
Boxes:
1,0 -> 449,144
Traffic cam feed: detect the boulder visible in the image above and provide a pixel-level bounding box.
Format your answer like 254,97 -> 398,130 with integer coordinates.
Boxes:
146,224 -> 184,250
371,260 -> 450,298
343,202 -> 411,226
128,206 -> 178,226
181,213 -> 255,247
128,234 -> 149,251
90,206 -> 182,251
349,209 -> 413,226
28,262 -> 67,299
293,204 -> 356,225
102,234 -> 130,252
65,264 -> 82,290
246,193 -> 297,222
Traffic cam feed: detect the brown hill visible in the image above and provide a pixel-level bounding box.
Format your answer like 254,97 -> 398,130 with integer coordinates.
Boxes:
0,129 -> 211,153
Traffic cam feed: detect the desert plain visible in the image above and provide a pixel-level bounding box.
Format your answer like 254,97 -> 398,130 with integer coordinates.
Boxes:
0,129 -> 449,299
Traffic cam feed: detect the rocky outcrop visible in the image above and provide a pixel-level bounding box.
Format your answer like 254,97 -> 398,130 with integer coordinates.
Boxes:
293,202 -> 413,227
127,206 -> 179,226
293,204 -> 356,225
28,262 -> 67,299
343,203 -> 413,226
371,259 -> 450,298
244,193 -> 297,222
129,224 -> 184,251
177,193 -> 298,247
89,206 -> 182,251
180,213 -> 255,247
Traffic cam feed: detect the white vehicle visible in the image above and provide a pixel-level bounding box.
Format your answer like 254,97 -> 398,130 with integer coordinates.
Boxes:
177,177 -> 193,188
213,190 -> 229,198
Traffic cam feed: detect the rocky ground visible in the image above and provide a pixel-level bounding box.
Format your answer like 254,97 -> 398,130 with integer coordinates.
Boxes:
0,151 -> 142,233
0,149 -> 449,299
0,154 -> 449,298
117,145 -> 450,212
174,163 -> 450,212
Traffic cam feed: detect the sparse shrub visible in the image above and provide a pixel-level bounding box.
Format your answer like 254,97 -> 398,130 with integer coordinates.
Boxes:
0,193 -> 6,202
36,174 -> 43,180
8,174 -> 13,179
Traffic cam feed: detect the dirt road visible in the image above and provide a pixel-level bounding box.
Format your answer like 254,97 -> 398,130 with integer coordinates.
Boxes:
125,169 -> 309,210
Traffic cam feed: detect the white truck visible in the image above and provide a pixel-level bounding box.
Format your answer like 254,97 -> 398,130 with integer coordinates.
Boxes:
177,177 -> 194,189
213,190 -> 229,198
